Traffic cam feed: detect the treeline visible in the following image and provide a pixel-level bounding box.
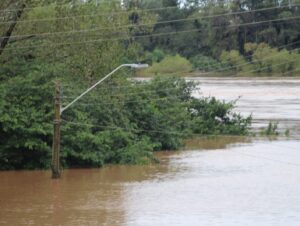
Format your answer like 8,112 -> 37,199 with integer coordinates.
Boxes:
139,42 -> 300,76
124,0 -> 300,75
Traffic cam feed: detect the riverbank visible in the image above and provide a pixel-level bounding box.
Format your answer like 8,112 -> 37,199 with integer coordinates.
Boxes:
136,71 -> 300,78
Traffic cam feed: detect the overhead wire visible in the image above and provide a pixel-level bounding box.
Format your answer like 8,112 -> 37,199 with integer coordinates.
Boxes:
192,42 -> 300,75
2,4 -> 300,40
0,5 -> 179,24
61,86 -> 201,100
3,14 -> 300,54
61,58 -> 298,100
58,63 -> 300,106
59,119 -> 300,167
60,119 -> 246,137
0,2 -> 296,24
59,51 -> 300,102
0,0 -> 126,13
61,95 -> 198,108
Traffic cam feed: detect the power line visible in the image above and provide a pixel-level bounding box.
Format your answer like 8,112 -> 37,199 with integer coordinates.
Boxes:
60,61 -> 300,106
200,45 -> 300,75
1,2 -> 296,25
0,5 -> 179,23
4,15 -> 300,52
188,41 -> 300,72
4,23 -> 299,79
3,45 -> 299,92
61,63 -> 299,111
61,47 -> 300,97
60,119 -> 300,166
61,119 -> 249,136
3,4 -> 300,39
61,50 -> 300,99
161,42 -> 300,76
61,86 -> 201,100
61,95 -> 198,108
0,0 -> 125,13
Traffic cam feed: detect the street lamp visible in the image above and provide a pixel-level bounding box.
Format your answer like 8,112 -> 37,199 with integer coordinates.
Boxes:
61,64 -> 148,114
51,63 -> 148,179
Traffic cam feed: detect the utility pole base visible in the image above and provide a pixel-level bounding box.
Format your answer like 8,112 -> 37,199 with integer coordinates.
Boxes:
51,81 -> 61,179
51,167 -> 61,179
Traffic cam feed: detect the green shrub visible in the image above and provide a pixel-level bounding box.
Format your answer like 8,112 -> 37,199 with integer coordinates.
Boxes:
0,69 -> 252,170
251,43 -> 278,74
151,48 -> 166,63
144,54 -> 193,75
260,122 -> 279,136
144,48 -> 166,65
220,50 -> 250,73
189,97 -> 252,135
248,42 -> 300,75
190,54 -> 222,71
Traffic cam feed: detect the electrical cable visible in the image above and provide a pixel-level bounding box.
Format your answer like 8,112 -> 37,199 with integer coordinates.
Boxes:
0,2 -> 296,25
60,119 -> 300,167
1,15 -> 300,52
60,59 -> 300,103
2,5 -> 300,40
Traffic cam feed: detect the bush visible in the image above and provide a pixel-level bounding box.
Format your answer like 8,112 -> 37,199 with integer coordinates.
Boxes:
220,50 -> 250,73
144,54 -> 193,75
189,97 -> 252,135
189,54 -> 222,71
260,122 -> 279,136
144,48 -> 166,65
0,68 -> 252,170
246,42 -> 300,75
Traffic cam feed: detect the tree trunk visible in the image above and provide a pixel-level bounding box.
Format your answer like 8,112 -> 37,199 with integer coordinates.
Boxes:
0,3 -> 26,55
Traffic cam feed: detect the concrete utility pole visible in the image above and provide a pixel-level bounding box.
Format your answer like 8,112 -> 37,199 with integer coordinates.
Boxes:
51,64 -> 148,179
51,81 -> 61,179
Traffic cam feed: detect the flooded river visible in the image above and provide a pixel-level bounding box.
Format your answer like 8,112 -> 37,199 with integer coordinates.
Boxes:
192,77 -> 300,136
1,77 -> 300,226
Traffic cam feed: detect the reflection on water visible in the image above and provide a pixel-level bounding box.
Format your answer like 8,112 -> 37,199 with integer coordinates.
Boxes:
1,78 -> 300,226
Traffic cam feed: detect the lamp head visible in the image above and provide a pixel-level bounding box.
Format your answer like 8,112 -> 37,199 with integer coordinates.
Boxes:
128,64 -> 149,69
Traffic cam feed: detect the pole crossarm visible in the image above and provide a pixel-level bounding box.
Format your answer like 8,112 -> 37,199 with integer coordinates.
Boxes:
60,63 -> 148,115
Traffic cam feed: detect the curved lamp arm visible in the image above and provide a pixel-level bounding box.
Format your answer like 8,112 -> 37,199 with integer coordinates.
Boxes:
60,63 -> 148,115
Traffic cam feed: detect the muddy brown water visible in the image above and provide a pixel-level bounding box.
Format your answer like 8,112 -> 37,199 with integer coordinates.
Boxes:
191,77 -> 300,136
1,77 -> 300,226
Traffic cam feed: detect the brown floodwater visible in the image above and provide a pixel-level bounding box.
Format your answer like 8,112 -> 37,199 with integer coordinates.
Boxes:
191,77 -> 300,136
1,77 -> 300,226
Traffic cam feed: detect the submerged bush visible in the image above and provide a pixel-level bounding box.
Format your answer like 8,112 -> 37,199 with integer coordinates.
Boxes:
0,70 -> 251,170
189,97 -> 251,135
260,122 -> 279,136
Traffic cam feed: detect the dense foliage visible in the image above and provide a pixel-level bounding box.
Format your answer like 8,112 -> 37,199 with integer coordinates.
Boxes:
0,0 -> 263,170
0,66 -> 251,170
130,0 -> 300,76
